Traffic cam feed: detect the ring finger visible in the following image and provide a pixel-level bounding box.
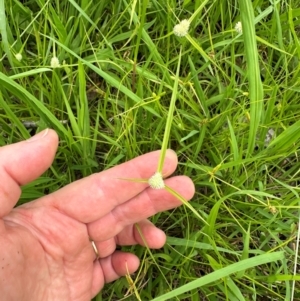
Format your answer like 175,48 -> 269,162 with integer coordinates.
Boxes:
90,219 -> 167,259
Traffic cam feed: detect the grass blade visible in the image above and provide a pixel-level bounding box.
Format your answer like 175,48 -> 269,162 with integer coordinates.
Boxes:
0,0 -> 13,67
157,47 -> 182,173
151,251 -> 285,301
239,0 -> 264,155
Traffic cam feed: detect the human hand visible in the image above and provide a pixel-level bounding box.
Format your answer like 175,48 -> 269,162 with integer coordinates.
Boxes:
0,129 -> 194,301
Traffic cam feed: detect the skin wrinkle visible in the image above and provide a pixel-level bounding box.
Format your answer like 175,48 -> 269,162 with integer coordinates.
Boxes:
108,208 -> 123,236
84,173 -> 108,209
133,220 -> 163,248
5,210 -> 65,261
108,185 -> 155,236
91,261 -> 103,297
4,207 -> 88,261
100,253 -> 124,284
3,164 -> 22,186
93,190 -> 155,248
62,249 -> 95,301
111,256 -> 121,281
62,258 -> 79,301
11,222 -> 78,301
116,223 -> 142,247
114,232 -> 120,246
133,224 -> 141,247
0,166 -> 21,215
94,238 -> 116,259
101,259 -> 112,284
108,166 -> 147,207
115,185 -> 162,227
121,224 -> 137,246
8,209 -> 93,301
2,223 -> 51,300
49,173 -> 108,224
97,177 -> 120,214
46,255 -> 68,300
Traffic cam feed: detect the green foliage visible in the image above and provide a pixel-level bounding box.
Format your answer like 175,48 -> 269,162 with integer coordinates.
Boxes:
1,0 -> 300,300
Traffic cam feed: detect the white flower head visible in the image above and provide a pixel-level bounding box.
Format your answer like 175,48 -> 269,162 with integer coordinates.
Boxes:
235,21 -> 242,34
269,205 -> 277,214
264,128 -> 275,146
15,53 -> 22,62
148,172 -> 165,189
50,56 -> 60,68
173,19 -> 190,37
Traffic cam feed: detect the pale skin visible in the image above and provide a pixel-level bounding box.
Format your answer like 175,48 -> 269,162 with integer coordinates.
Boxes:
0,129 -> 195,301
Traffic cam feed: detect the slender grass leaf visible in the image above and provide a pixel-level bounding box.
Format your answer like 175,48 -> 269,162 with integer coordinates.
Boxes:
151,251 -> 285,301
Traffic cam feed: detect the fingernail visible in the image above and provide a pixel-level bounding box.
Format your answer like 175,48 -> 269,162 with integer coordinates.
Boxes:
26,128 -> 49,142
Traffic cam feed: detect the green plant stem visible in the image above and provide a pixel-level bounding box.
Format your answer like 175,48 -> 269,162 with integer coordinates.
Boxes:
157,47 -> 182,173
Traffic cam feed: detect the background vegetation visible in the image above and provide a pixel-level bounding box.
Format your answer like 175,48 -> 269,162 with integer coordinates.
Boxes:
1,0 -> 300,300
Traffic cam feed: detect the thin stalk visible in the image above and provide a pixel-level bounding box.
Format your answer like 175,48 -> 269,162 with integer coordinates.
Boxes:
157,47 -> 182,173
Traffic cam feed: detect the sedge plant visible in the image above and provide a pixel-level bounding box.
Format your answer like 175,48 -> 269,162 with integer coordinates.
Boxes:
118,45 -> 208,226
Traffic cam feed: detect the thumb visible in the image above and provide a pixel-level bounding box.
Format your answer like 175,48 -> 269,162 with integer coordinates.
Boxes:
0,129 -> 59,217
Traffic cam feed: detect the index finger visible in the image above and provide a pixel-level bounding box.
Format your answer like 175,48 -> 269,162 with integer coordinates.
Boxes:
32,150 -> 178,223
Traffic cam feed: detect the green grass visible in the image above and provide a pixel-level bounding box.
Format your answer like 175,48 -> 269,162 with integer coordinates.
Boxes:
1,0 -> 300,300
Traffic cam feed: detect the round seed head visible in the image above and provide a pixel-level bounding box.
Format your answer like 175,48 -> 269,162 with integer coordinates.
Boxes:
51,56 -> 60,68
148,172 -> 165,189
173,19 -> 190,37
15,53 -> 22,62
235,21 -> 242,34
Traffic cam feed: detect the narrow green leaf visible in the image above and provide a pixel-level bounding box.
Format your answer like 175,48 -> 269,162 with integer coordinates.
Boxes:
157,47 -> 182,173
0,0 -> 13,67
239,0 -> 264,155
10,68 -> 52,80
151,252 -> 285,301
0,92 -> 28,138
227,118 -> 239,162
165,185 -> 208,225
